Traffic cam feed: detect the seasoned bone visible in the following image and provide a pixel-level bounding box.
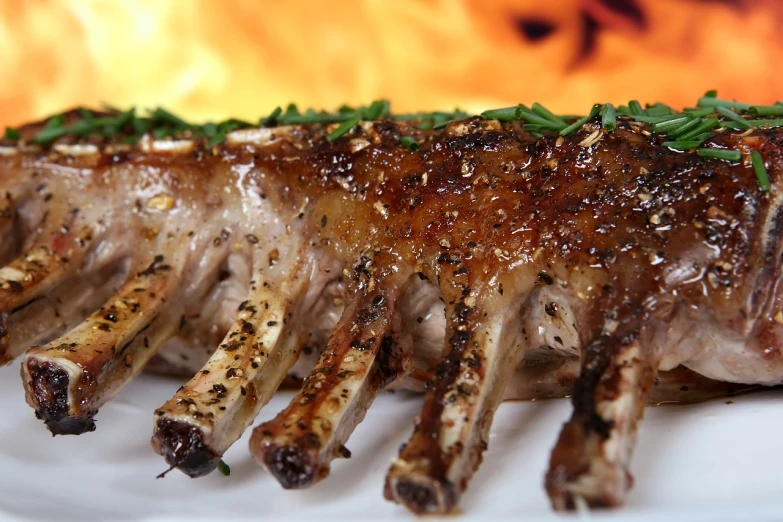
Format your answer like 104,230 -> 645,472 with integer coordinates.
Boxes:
151,240 -> 319,477
385,296 -> 528,514
251,270 -> 413,488
21,252 -> 185,434
1,224 -> 100,363
545,336 -> 657,510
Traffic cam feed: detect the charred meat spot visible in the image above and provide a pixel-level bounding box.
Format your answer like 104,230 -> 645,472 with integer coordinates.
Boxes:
155,419 -> 219,478
139,255 -> 168,277
353,255 -> 373,278
212,383 -> 227,398
26,359 -> 96,435
241,321 -> 255,335
370,294 -> 387,310
356,308 -> 379,324
538,272 -> 554,285
394,479 -> 456,515
437,252 -> 461,265
7,280 -> 23,292
452,303 -> 471,323
545,302 -> 558,317
466,351 -> 482,370
349,337 -> 375,351
264,446 -> 319,489
454,266 -> 470,276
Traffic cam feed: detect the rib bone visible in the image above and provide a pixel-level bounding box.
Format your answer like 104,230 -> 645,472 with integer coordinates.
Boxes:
250,272 -> 413,488
384,298 -> 527,515
1,224 -> 99,363
151,242 -> 315,477
545,336 -> 656,510
22,252 -> 184,434
3,259 -> 129,360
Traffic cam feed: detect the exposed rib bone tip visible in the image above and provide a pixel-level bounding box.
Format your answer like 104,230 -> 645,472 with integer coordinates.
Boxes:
23,358 -> 96,435
384,475 -> 457,515
254,442 -> 322,489
152,418 -> 220,478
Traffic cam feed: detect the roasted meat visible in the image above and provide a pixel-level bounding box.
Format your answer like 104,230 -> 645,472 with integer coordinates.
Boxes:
0,102 -> 781,515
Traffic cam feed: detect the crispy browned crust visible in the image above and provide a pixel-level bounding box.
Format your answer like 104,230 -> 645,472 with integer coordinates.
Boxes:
2,111 -> 783,515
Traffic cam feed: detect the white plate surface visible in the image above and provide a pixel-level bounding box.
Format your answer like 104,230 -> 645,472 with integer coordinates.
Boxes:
1,362 -> 782,522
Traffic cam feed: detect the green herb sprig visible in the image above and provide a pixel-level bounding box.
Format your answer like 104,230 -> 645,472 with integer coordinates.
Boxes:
3,92 -> 780,191
217,459 -> 231,476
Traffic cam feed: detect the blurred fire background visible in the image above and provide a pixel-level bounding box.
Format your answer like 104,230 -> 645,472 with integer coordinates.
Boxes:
1,0 -> 782,127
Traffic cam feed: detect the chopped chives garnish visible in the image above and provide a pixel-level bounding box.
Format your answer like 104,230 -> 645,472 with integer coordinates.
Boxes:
531,102 -> 567,127
704,89 -> 718,98
516,105 -> 562,127
480,106 -> 518,121
697,148 -> 741,161
432,118 -> 460,130
697,96 -> 752,111
284,103 -> 300,117
682,107 -> 715,117
690,131 -> 715,143
217,459 -> 231,477
14,91 -> 783,157
326,113 -> 361,142
628,100 -> 644,116
262,106 -> 282,126
337,104 -> 355,115
652,115 -> 692,133
662,140 -> 703,150
677,117 -> 719,141
201,122 -> 217,138
715,107 -> 751,129
392,113 -> 430,121
149,107 -> 188,127
363,99 -> 390,120
750,105 -> 783,116
279,112 -> 356,125
529,131 -> 544,139
667,117 -> 702,138
751,151 -> 770,192
724,118 -> 783,129
207,136 -> 224,148
44,114 -> 65,129
400,136 -> 419,152
559,104 -> 601,136
644,103 -> 673,116
631,113 -> 689,124
32,126 -> 69,145
601,103 -> 616,132
4,127 -> 20,141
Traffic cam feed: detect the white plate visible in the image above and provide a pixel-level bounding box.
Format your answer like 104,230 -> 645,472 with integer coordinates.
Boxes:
1,361 -> 782,522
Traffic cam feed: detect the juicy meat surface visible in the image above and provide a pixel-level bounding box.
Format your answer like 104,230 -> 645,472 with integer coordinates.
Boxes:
1,111 -> 782,515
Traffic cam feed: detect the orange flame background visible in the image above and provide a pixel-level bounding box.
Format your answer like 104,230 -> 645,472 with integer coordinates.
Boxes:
1,0 -> 782,127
